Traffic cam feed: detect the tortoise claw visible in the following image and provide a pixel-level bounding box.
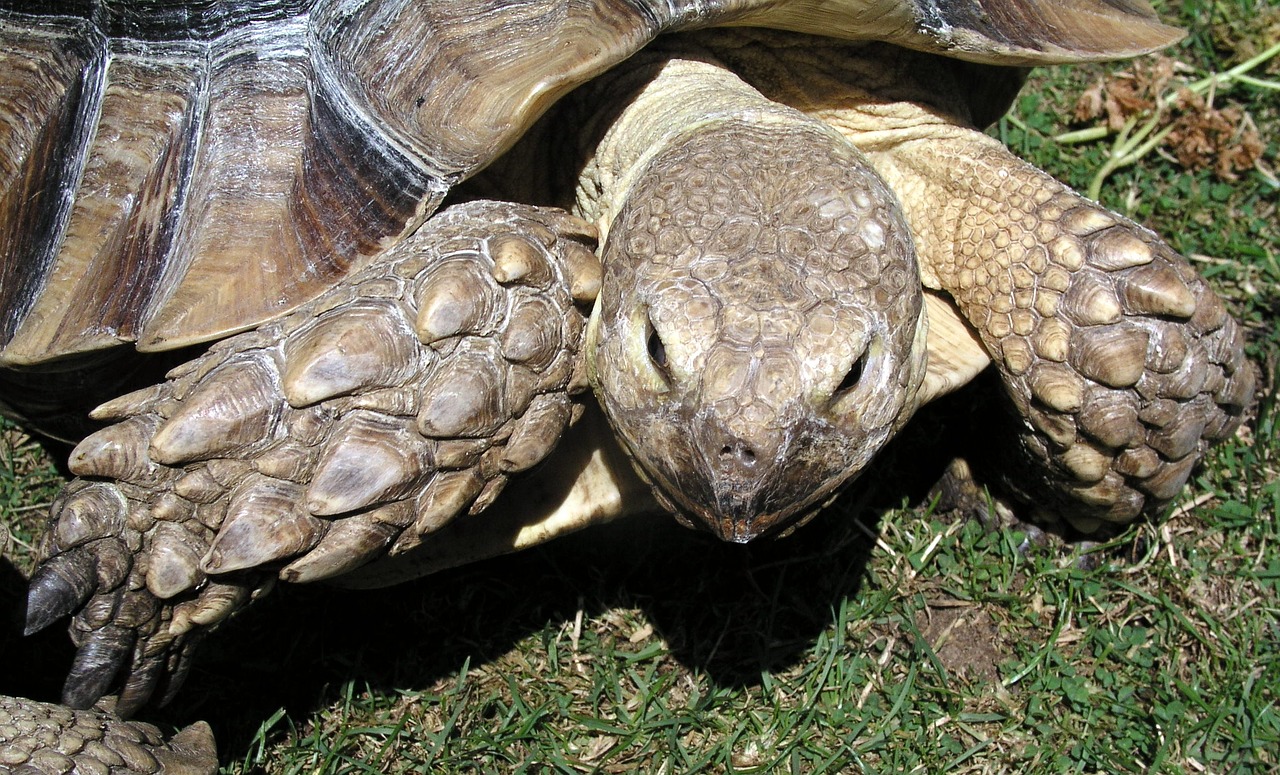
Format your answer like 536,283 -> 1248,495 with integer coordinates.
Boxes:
24,550 -> 98,635
24,200 -> 595,716
158,641 -> 199,708
63,624 -> 135,709
116,649 -> 167,717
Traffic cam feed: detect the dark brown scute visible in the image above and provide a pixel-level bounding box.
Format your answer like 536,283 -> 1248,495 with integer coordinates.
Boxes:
133,22 -> 437,351
0,0 -> 674,368
0,16 -> 103,348
314,0 -> 670,174
6,45 -> 202,361
0,4 -> 447,365
0,0 -> 311,42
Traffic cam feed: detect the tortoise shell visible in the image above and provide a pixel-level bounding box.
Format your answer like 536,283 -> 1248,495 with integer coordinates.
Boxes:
0,0 -> 1179,426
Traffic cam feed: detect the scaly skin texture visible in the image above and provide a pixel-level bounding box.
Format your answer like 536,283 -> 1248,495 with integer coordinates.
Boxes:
0,696 -> 215,774
707,30 -> 1253,531
24,202 -> 598,714
574,54 -> 928,541
588,117 -> 926,541
879,138 -> 1252,532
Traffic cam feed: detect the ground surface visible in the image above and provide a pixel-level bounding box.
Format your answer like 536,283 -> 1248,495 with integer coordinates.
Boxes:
1,2 -> 1277,772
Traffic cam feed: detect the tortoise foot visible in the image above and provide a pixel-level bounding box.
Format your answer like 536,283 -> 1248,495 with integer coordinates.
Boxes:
27,476 -> 270,715
991,195 -> 1256,531
25,202 -> 599,711
930,457 -> 1017,533
932,457 -> 1125,569
940,178 -> 1257,531
859,130 -> 1255,534
0,695 -> 216,774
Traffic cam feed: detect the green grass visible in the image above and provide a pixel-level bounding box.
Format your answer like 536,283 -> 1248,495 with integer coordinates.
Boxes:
2,2 -> 1278,773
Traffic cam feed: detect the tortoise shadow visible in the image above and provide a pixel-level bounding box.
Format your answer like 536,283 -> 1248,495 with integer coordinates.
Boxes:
165,500 -> 894,762
0,393 -> 971,765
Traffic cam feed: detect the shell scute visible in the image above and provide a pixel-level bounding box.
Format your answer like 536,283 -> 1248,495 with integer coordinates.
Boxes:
0,0 -> 1185,375
0,16 -> 102,350
0,6 -> 442,368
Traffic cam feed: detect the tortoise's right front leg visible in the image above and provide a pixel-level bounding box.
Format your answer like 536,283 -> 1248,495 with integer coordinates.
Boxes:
24,202 -> 601,715
0,695 -> 216,774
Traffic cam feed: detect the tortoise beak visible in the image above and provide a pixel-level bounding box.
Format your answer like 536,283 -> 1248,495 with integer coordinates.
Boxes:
673,474 -> 827,544
659,411 -> 822,543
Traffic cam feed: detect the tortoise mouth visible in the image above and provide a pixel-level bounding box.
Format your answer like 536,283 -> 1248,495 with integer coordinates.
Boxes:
703,505 -> 813,544
637,441 -> 853,544
662,483 -> 836,543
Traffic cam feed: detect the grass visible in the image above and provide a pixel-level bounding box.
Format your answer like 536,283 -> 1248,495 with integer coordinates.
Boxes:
1,1 -> 1278,772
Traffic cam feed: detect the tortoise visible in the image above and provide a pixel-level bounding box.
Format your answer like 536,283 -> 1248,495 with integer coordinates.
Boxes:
0,0 -> 1254,767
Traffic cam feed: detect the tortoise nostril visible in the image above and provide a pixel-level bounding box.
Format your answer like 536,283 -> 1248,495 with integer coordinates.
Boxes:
720,442 -> 756,466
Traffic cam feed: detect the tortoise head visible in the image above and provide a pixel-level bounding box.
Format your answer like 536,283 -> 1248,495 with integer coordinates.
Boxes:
588,119 -> 927,542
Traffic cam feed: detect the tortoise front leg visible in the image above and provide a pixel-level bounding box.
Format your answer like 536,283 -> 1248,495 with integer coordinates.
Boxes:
23,202 -> 602,714
875,133 -> 1253,534
0,695 -> 216,773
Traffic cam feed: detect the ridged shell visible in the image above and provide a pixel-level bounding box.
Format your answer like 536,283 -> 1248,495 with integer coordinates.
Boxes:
0,0 -> 1180,377
0,8 -> 435,370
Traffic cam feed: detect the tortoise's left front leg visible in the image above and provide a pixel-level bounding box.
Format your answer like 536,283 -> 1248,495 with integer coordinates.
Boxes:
869,130 -> 1254,534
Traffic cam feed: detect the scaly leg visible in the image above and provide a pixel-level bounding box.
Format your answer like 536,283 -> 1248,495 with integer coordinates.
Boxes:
24,202 -> 601,713
0,695 -> 215,773
871,132 -> 1253,534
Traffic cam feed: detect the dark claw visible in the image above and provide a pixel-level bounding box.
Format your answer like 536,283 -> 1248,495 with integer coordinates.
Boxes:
62,625 -> 135,709
24,551 -> 98,635
1016,524 -> 1048,557
116,648 -> 165,717
1074,540 -> 1104,571
158,640 -> 198,708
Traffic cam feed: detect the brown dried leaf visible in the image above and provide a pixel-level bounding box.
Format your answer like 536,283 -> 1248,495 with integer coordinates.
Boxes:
1166,91 -> 1264,180
1076,56 -> 1178,130
1073,54 -> 1265,180
1074,78 -> 1107,123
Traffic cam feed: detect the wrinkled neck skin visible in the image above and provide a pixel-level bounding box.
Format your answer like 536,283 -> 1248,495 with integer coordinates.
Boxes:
578,54 -> 927,542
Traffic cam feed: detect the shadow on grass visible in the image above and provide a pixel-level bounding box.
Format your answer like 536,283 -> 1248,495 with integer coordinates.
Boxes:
0,391 -> 974,766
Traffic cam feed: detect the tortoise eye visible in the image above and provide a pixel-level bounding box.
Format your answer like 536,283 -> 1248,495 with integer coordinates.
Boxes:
833,351 -> 866,400
646,313 -> 669,377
